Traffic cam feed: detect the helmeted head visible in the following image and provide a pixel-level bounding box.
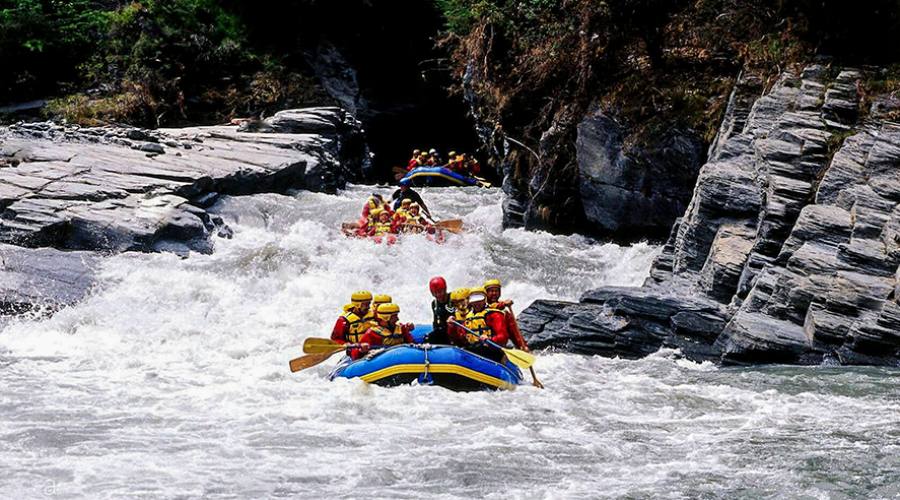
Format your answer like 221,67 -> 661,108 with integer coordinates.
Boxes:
375,303 -> 400,326
373,294 -> 392,306
450,287 -> 470,311
377,210 -> 391,222
418,152 -> 428,159
400,198 -> 412,209
408,202 -> 420,215
399,178 -> 411,188
367,196 -> 380,209
412,149 -> 421,156
429,148 -> 437,156
468,287 -> 486,312
429,276 -> 448,301
350,290 -> 373,314
484,278 -> 502,303
448,150 -> 457,158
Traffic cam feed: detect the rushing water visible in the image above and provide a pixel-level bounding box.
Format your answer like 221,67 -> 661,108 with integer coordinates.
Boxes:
1,185 -> 898,499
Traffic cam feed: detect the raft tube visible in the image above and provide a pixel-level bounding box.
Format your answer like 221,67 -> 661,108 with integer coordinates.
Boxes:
400,166 -> 489,187
329,343 -> 524,391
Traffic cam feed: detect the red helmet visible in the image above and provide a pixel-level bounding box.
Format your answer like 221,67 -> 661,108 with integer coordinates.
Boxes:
429,276 -> 447,295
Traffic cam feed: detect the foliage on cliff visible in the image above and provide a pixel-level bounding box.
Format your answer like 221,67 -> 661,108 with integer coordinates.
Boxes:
436,0 -> 900,231
1,0 -> 331,126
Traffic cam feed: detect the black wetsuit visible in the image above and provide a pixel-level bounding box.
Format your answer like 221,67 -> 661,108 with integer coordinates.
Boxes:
391,188 -> 431,217
426,298 -> 452,344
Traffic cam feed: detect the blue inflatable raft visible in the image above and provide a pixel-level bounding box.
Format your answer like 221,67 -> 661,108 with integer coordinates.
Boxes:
329,344 -> 524,391
399,166 -> 491,188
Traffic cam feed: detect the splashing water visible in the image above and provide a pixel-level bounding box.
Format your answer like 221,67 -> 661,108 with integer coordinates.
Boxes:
1,186 -> 898,498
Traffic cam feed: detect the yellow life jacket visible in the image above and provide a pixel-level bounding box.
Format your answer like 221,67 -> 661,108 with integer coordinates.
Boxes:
372,220 -> 393,236
369,323 -> 406,346
465,307 -> 503,337
341,309 -> 369,343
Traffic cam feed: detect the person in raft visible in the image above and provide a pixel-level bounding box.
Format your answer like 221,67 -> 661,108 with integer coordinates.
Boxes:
348,303 -> 415,359
332,290 -> 373,344
392,179 -> 432,218
447,287 -> 471,346
483,278 -> 529,351
407,149 -> 422,171
426,276 -> 452,345
460,287 -> 509,363
393,198 -> 413,223
363,294 -> 392,329
367,208 -> 399,244
398,202 -> 435,234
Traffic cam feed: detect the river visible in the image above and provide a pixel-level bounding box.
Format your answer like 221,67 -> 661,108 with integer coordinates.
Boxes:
1,185 -> 898,498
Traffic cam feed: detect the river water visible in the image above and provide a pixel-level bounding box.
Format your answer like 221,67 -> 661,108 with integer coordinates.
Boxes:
1,186 -> 898,499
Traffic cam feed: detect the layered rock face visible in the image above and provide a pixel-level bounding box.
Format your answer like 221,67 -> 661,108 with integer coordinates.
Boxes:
0,107 -> 367,315
577,113 -> 705,238
519,65 -> 900,366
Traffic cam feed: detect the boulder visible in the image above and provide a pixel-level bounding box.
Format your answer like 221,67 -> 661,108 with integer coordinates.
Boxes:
0,244 -> 98,315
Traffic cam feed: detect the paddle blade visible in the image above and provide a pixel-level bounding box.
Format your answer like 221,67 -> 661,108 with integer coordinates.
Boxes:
436,219 -> 463,234
303,337 -> 344,354
289,348 -> 344,373
502,347 -> 535,369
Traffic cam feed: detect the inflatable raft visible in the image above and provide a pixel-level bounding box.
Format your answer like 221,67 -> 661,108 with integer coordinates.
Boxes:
399,166 -> 491,188
329,328 -> 523,391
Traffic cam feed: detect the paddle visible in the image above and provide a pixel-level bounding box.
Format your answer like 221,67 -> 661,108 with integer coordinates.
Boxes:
288,347 -> 346,373
435,219 -> 463,234
303,337 -> 347,354
506,307 -> 544,389
448,319 -> 535,369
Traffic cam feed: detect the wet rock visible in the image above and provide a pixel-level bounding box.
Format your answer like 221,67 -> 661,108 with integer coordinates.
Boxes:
0,244 -> 98,315
0,107 -> 367,254
520,65 -> 900,366
576,112 -> 705,238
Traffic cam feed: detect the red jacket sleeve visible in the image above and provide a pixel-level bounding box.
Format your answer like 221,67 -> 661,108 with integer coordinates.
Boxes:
348,329 -> 378,360
331,317 -> 349,343
486,311 -> 508,346
447,322 -> 468,346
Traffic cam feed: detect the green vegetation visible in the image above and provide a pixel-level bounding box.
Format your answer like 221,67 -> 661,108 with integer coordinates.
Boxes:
1,0 -> 330,126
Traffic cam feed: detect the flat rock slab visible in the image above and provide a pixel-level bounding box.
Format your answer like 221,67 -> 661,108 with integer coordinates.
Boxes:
0,243 -> 98,315
0,107 -> 367,253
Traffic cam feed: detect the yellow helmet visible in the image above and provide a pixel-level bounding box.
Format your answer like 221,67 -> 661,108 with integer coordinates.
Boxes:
448,150 -> 457,157
401,198 -> 412,206
484,278 -> 502,290
450,287 -> 470,302
351,290 -> 373,302
468,287 -> 486,302
373,294 -> 392,304
375,303 -> 400,321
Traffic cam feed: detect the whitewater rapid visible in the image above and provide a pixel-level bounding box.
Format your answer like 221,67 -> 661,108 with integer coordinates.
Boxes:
1,186 -> 898,498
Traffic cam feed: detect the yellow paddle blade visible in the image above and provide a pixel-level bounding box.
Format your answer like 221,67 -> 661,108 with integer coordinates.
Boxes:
436,219 -> 463,234
288,348 -> 344,373
303,337 -> 344,354
502,347 -> 535,369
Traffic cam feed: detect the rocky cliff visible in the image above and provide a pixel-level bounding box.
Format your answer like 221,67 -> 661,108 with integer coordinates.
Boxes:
518,65 -> 900,366
0,107 -> 367,316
